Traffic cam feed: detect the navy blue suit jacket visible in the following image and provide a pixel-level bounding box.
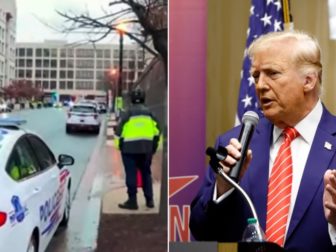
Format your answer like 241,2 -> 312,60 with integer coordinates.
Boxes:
190,106 -> 336,251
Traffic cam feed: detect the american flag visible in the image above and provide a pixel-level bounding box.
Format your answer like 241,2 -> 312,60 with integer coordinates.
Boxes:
236,0 -> 285,123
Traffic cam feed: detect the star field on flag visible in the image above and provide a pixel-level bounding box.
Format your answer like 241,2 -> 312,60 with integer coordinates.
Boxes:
236,0 -> 284,123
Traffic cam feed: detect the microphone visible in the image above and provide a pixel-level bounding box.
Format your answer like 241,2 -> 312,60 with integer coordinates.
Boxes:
229,111 -> 259,181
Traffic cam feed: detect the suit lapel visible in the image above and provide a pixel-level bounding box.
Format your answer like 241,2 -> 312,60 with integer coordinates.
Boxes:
286,107 -> 336,240
247,119 -> 273,231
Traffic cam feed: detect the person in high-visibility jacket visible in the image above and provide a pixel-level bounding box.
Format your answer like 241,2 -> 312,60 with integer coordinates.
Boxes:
115,87 -> 160,210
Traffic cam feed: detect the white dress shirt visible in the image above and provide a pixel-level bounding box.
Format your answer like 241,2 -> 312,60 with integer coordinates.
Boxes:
213,100 -> 336,244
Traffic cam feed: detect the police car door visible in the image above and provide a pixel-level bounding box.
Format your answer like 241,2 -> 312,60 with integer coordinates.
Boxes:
5,137 -> 44,251
26,134 -> 60,250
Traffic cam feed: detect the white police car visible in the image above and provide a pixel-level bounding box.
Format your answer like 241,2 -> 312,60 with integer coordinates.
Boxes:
66,103 -> 101,134
0,117 -> 74,252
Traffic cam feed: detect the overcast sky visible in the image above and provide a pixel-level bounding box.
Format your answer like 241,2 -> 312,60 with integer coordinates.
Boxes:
16,0 -> 122,43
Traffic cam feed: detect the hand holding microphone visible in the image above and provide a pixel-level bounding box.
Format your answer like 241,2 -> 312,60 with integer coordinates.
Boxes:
206,111 -> 259,195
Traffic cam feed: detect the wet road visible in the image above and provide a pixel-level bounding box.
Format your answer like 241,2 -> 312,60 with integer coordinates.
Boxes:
11,107 -> 106,251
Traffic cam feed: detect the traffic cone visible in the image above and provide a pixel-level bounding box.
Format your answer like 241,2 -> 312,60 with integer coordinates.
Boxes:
136,168 -> 143,187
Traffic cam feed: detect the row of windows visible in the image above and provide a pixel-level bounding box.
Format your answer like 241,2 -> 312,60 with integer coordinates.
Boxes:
15,59 -> 144,69
16,69 -> 138,81
16,48 -> 144,59
36,80 -> 99,91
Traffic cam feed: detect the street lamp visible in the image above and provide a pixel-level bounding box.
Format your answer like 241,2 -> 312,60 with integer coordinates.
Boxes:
116,23 -> 127,97
108,68 -> 117,112
115,22 -> 127,117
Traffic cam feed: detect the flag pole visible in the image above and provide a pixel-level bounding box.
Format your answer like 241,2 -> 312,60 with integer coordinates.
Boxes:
282,0 -> 293,30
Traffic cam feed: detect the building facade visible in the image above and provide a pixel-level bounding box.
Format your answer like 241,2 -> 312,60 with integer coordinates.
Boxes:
0,0 -> 16,90
15,41 -> 148,100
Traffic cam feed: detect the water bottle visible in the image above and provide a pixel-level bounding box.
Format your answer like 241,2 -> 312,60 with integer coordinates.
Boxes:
242,218 -> 266,242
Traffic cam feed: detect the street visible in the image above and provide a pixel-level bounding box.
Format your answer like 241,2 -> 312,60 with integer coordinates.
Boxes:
10,107 -> 105,251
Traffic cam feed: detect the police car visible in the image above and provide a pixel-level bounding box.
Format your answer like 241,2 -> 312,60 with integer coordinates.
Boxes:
0,117 -> 74,252
66,102 -> 101,134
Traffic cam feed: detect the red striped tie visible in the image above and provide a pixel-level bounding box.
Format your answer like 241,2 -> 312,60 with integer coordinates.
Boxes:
266,127 -> 299,247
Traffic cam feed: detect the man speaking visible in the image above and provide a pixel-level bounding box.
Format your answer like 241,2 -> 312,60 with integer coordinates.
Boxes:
189,31 -> 336,251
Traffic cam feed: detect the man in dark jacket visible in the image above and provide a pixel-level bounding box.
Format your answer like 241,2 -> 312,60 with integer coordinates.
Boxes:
116,87 -> 160,210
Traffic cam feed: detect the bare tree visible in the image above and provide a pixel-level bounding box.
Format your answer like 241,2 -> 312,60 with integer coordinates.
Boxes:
57,0 -> 167,66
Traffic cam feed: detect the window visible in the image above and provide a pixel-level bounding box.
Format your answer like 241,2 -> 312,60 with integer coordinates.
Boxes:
51,48 -> 57,57
43,70 -> 49,78
60,81 -> 66,89
128,61 -> 135,69
96,60 -> 103,69
76,59 -> 94,69
50,60 -> 57,68
104,60 -> 111,68
19,59 -> 24,67
67,70 -> 74,78
75,81 -> 93,90
67,49 -> 74,57
43,59 -> 49,68
60,49 -> 66,58
96,49 -> 103,58
67,59 -> 74,68
36,48 -> 42,57
60,60 -> 66,68
26,70 -> 32,78
43,49 -> 50,57
96,71 -> 104,79
6,137 -> 40,180
60,70 -> 66,79
128,71 -> 135,81
138,61 -> 144,69
43,81 -> 49,89
113,49 -> 119,58
18,69 -> 24,78
96,81 -> 104,90
35,59 -> 42,68
76,70 -> 94,79
67,81 -> 73,89
50,81 -> 56,90
123,50 -> 129,58
26,59 -> 33,68
19,48 -> 25,57
104,49 -> 111,58
35,70 -> 41,78
76,49 -> 94,58
50,70 -> 57,78
27,135 -> 56,170
27,48 -> 33,57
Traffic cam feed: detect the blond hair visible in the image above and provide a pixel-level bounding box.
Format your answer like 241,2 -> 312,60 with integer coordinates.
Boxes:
248,30 -> 322,85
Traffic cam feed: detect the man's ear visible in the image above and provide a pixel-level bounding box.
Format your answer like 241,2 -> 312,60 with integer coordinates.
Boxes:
303,73 -> 318,92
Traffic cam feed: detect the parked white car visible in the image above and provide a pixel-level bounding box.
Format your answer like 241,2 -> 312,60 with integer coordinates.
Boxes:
66,103 -> 101,134
0,117 -> 74,252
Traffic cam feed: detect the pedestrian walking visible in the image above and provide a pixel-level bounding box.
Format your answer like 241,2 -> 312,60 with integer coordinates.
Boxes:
115,87 -> 160,210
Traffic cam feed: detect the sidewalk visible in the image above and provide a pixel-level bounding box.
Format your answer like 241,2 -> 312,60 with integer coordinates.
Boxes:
96,113 -> 167,252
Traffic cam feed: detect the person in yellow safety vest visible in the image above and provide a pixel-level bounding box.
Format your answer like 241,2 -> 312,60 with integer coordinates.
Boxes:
115,87 -> 160,210
10,165 -> 20,181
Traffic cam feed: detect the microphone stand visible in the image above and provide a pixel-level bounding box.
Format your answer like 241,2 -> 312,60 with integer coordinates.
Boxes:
216,162 -> 265,241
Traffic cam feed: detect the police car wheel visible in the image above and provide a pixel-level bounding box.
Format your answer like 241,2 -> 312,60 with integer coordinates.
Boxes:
27,236 -> 37,252
60,187 -> 71,227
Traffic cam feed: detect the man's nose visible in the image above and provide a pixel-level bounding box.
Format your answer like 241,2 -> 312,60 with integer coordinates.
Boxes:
256,74 -> 268,89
